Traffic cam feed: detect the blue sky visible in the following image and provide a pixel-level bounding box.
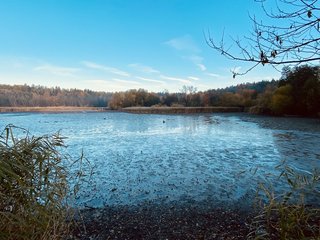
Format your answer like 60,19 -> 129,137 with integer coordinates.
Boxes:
0,0 -> 280,92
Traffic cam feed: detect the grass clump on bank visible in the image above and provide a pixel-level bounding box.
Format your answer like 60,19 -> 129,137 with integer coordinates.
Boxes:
249,163 -> 320,239
0,125 -> 86,240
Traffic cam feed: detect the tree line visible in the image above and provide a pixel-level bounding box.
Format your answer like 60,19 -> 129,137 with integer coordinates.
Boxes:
0,65 -> 319,116
108,80 -> 278,109
0,84 -> 112,107
267,65 -> 320,116
109,65 -> 319,117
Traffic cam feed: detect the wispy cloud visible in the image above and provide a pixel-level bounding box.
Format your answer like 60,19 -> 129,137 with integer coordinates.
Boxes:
82,61 -> 130,77
184,55 -> 203,63
34,64 -> 80,76
84,79 -> 111,84
188,76 -> 199,81
113,78 -> 141,85
165,36 -> 207,72
197,64 -> 207,71
183,55 -> 207,71
136,76 -> 165,84
206,73 -> 221,78
164,35 -> 200,52
83,79 -> 132,92
160,75 -> 192,84
129,63 -> 159,74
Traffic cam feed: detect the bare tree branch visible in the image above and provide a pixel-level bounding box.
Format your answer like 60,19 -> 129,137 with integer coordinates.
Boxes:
206,0 -> 320,76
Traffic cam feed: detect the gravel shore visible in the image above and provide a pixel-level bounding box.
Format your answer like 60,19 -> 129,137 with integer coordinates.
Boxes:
71,202 -> 254,240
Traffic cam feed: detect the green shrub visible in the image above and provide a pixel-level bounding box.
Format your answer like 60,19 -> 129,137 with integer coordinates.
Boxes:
0,125 -> 79,240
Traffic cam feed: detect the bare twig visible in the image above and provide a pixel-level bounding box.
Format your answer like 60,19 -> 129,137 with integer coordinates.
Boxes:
206,0 -> 320,77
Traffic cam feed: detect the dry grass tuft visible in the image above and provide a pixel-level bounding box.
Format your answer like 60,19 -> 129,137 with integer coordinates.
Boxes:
0,125 -> 87,240
248,163 -> 320,240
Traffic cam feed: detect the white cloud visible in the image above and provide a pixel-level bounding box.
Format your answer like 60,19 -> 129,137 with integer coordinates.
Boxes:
82,61 -> 130,77
206,73 -> 221,78
84,79 -> 112,84
184,55 -> 203,63
113,78 -> 141,85
129,63 -> 159,74
34,64 -> 80,76
83,79 -> 132,92
165,36 -> 207,72
188,76 -> 199,81
136,76 -> 165,84
160,75 -> 192,84
197,64 -> 207,71
164,35 -> 200,52
183,55 -> 207,71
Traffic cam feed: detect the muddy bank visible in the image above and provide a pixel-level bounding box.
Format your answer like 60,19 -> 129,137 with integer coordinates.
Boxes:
71,202 -> 253,240
121,107 -> 243,114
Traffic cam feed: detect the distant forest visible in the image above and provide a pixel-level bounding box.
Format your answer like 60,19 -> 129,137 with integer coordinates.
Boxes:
0,85 -> 112,107
0,81 -> 276,109
1,65 -> 319,116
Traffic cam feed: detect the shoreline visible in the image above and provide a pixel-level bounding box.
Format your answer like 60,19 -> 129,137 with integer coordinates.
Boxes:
0,106 -> 243,114
121,106 -> 243,114
71,201 -> 254,239
1,106 -> 318,119
0,106 -> 110,113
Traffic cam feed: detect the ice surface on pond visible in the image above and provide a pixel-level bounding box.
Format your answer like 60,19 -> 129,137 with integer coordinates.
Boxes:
1,112 -> 319,207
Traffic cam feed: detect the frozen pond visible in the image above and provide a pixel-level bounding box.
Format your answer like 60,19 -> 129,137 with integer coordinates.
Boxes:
1,112 -> 319,207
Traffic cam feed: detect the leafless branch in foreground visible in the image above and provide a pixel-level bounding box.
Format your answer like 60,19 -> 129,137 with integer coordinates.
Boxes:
206,0 -> 320,77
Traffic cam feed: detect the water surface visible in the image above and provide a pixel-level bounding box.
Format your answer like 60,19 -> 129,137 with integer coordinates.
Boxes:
1,112 -> 319,207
